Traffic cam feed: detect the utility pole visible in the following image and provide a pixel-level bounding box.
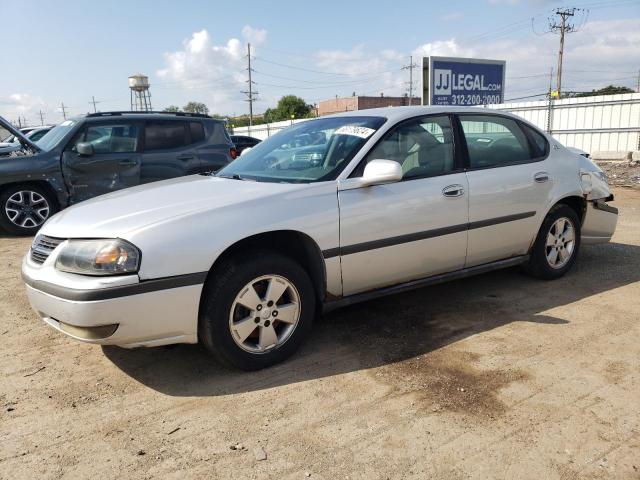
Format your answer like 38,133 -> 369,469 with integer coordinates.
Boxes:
402,56 -> 419,106
549,7 -> 578,98
59,102 -> 68,120
89,96 -> 102,113
241,43 -> 258,127
636,69 -> 640,93
38,110 -> 45,126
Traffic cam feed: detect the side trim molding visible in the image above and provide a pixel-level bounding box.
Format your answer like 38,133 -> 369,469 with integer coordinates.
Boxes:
322,211 -> 536,259
322,255 -> 529,313
23,271 -> 208,302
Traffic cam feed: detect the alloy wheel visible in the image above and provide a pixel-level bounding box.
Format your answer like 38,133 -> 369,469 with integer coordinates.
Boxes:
545,216 -> 576,269
228,274 -> 301,354
5,191 -> 50,229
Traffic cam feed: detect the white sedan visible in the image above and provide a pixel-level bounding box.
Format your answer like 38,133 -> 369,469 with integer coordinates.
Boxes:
22,106 -> 618,370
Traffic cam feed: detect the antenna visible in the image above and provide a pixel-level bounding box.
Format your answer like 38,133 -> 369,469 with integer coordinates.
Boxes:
402,56 -> 419,106
241,43 -> 259,127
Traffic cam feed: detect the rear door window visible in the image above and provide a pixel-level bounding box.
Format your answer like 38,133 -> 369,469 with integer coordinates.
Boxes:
144,121 -> 187,150
189,122 -> 205,143
459,115 -> 536,169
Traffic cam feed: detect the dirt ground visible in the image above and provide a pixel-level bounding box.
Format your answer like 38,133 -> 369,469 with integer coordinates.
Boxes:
1,189 -> 639,480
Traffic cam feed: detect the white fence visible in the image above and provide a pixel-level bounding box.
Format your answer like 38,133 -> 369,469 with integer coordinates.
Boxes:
231,118 -> 311,141
232,93 -> 640,153
489,93 -> 640,153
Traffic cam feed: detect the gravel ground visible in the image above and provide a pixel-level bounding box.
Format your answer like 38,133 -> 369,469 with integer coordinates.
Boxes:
1,189 -> 639,480
597,161 -> 640,189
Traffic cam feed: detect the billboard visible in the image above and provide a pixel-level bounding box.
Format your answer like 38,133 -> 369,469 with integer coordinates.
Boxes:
422,56 -> 506,106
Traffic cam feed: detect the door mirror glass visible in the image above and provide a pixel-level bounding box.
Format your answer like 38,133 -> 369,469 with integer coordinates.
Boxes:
76,142 -> 94,156
361,159 -> 403,187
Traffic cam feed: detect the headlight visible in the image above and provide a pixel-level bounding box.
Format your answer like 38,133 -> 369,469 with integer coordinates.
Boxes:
55,239 -> 140,276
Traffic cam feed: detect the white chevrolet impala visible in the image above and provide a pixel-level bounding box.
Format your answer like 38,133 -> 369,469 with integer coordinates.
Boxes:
22,107 -> 618,370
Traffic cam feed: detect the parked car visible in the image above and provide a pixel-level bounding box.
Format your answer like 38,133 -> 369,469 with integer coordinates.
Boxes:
22,106 -> 617,370
0,126 -> 54,155
230,135 -> 261,154
0,112 -> 234,234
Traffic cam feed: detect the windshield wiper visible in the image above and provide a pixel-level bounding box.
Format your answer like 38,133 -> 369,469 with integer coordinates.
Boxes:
218,174 -> 244,180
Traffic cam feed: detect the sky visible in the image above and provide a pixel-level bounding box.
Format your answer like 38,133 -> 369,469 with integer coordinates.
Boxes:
1,0 -> 639,125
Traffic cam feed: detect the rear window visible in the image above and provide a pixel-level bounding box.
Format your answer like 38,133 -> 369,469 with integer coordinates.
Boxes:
189,122 -> 205,143
144,121 -> 186,150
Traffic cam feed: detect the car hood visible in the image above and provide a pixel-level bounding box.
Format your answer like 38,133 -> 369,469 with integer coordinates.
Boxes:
42,174 -> 308,238
0,116 -> 41,153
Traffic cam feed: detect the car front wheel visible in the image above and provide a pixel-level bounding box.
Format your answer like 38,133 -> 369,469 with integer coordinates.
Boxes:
199,250 -> 315,370
0,185 -> 57,235
524,204 -> 581,280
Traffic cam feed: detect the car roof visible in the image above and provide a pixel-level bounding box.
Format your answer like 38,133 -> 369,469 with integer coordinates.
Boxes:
72,112 -> 224,123
324,105 -> 521,122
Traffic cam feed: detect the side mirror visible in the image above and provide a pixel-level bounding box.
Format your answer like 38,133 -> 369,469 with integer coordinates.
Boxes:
361,159 -> 403,187
76,142 -> 94,156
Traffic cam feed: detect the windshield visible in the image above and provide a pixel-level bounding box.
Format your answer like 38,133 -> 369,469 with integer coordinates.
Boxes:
217,116 -> 386,183
36,120 -> 77,151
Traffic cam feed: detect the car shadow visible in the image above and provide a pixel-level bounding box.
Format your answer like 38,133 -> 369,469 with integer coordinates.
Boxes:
103,241 -> 640,396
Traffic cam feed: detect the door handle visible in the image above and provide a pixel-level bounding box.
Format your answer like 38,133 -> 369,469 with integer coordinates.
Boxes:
442,184 -> 465,197
534,172 -> 549,183
118,158 -> 136,167
177,154 -> 194,161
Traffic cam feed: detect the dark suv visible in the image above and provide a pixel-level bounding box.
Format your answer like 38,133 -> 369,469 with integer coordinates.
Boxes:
0,112 -> 235,234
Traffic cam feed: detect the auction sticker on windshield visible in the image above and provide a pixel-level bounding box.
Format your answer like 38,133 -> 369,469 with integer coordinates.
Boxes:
334,125 -> 376,139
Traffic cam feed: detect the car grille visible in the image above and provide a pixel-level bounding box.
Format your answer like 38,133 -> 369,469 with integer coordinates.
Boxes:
30,235 -> 65,264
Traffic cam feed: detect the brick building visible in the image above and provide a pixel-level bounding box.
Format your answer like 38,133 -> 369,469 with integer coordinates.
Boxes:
317,95 -> 417,116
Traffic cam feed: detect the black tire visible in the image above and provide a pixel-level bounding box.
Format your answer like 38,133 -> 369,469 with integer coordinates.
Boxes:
199,250 -> 316,370
523,204 -> 581,280
0,184 -> 58,236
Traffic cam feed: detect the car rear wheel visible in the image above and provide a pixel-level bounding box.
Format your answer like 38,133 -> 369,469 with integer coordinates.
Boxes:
0,184 -> 57,236
199,250 -> 315,370
523,204 -> 581,280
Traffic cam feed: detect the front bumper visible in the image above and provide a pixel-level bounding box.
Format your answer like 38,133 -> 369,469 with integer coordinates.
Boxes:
22,253 -> 203,348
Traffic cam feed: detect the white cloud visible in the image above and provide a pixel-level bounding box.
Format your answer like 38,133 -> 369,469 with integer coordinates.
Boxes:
0,93 -> 46,125
412,39 -> 476,59
241,25 -> 267,45
306,17 -> 639,102
440,12 -> 463,21
156,26 -> 267,113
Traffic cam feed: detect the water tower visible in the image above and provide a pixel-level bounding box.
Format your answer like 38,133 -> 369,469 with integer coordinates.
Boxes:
128,74 -> 152,111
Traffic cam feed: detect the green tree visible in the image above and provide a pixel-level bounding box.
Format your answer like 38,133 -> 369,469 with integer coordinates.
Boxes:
183,102 -> 209,114
265,95 -> 312,121
163,105 -> 181,112
575,85 -> 634,98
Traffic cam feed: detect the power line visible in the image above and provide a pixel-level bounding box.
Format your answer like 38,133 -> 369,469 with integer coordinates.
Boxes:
401,56 -> 419,105
89,96 -> 103,113
548,7 -> 586,97
241,43 -> 259,127
59,102 -> 68,120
